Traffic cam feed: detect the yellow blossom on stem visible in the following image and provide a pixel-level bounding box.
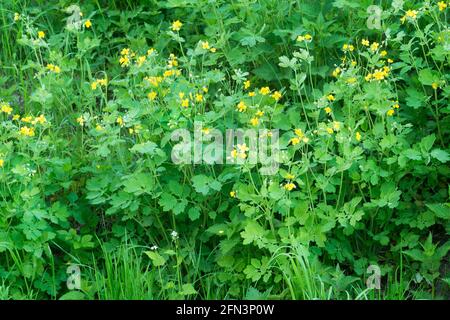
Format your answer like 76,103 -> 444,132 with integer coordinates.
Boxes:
355,131 -> 361,141
148,91 -> 157,100
172,20 -> 182,31
250,117 -> 259,126
230,191 -> 236,198
38,31 -> 45,39
284,182 -> 296,191
244,80 -> 251,89
387,109 -> 395,116
85,20 -> 92,28
181,99 -> 189,108
259,87 -> 270,95
271,91 -> 282,101
324,107 -> 332,114
236,101 -> 247,112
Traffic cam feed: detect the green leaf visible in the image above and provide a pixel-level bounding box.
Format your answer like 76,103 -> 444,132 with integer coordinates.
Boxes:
188,207 -> 201,221
144,251 -> 166,267
59,291 -> 86,300
430,149 -> 450,163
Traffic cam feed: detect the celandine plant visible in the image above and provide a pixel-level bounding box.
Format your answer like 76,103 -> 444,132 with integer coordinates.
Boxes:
0,0 -> 448,300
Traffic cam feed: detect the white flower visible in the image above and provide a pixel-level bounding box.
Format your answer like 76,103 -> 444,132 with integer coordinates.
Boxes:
150,245 -> 158,250
170,230 -> 178,240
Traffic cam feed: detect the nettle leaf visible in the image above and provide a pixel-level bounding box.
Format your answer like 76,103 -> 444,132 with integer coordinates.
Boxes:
188,207 -> 201,221
430,149 -> 450,163
426,204 -> 450,219
159,193 -> 176,211
403,149 -> 422,161
405,87 -> 426,109
418,68 -> 440,86
179,283 -> 197,296
191,174 -> 222,195
130,141 -> 158,154
241,221 -> 266,246
123,173 -> 154,195
145,251 -> 166,267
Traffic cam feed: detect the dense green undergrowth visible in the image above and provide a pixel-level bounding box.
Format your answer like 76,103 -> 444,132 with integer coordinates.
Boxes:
0,0 -> 449,300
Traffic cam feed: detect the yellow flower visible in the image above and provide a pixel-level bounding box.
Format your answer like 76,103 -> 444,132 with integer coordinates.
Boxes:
119,55 -> 130,67
432,82 -> 439,90
255,110 -> 264,117
361,39 -> 370,46
209,47 -> 216,53
285,173 -> 295,180
116,116 -> 124,127
248,91 -> 256,97
405,9 -> 418,19
38,31 -> 45,39
327,94 -> 335,102
438,1 -> 447,11
393,102 -> 400,109
250,117 -> 259,126
387,58 -> 394,64
333,121 -> 341,131
21,116 -> 33,123
148,91 -> 157,100
236,101 -> 247,112
343,44 -> 354,52
179,92 -> 185,99
95,124 -> 104,131
121,48 -> 130,56
351,60 -> 357,67
195,94 -> 204,102
1,102 -> 13,114
202,127 -> 210,135
324,107 -> 332,114
296,35 -> 305,42
284,182 -> 296,191
304,34 -> 312,41
271,91 -> 282,101
230,191 -> 236,198
181,99 -> 189,108
380,50 -> 387,57
34,114 -> 46,125
91,81 -> 98,90
365,73 -> 373,81
244,80 -> 251,89
387,109 -> 395,116
373,69 -> 386,81
370,42 -> 379,52
326,127 -> 334,134
76,116 -> 84,126
85,20 -> 92,28
201,41 -> 210,50
147,48 -> 155,56
355,131 -> 361,141
237,143 -> 249,153
19,126 -> 35,137
332,67 -> 341,78
259,87 -> 270,95
230,149 -> 238,159
0,159 -> 4,167
172,20 -> 182,31
12,114 -> 20,121
14,13 -> 20,21
202,86 -> 208,93
136,55 -> 146,66
294,128 -> 304,138
290,137 -> 300,145
347,77 -> 357,84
